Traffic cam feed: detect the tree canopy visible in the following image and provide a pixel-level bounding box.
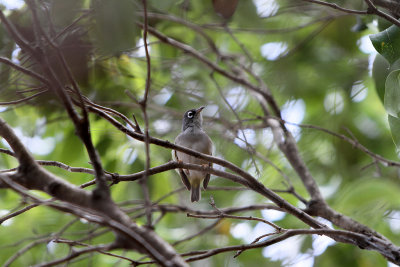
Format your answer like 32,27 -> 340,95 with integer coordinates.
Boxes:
1,0 -> 400,266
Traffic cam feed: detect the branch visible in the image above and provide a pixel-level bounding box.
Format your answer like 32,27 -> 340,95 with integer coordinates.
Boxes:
136,0 -> 152,227
86,105 -> 327,228
82,97 -> 400,263
132,203 -> 282,217
293,121 -> 400,168
187,213 -> 281,232
4,218 -> 78,266
144,25 -> 281,116
268,118 -> 325,203
0,117 -> 188,267
32,244 -> 113,267
372,0 -> 400,17
0,57 -> 48,84
53,239 -> 140,265
300,0 -> 368,14
1,3 -> 110,197
301,0 -> 400,27
184,228 -> 399,262
364,0 -> 400,27
172,219 -> 223,246
0,89 -> 48,105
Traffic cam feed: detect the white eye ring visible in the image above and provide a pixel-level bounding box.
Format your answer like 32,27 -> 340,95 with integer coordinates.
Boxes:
187,111 -> 194,118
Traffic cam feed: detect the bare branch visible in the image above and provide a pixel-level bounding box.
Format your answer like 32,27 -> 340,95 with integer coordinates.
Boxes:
300,0 -> 368,14
137,0 -> 153,228
0,57 -> 48,84
144,25 -> 281,116
184,228 -> 399,262
0,117 -> 188,266
0,89 -> 48,105
187,213 -> 282,232
32,244 -> 113,267
364,0 -> 400,27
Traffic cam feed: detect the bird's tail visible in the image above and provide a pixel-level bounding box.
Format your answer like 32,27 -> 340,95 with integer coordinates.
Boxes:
191,184 -> 201,202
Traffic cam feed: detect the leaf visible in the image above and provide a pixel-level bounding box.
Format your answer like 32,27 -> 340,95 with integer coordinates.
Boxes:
388,115 -> 400,149
370,25 -> 400,64
384,69 -> 400,117
91,0 -> 139,55
372,54 -> 390,104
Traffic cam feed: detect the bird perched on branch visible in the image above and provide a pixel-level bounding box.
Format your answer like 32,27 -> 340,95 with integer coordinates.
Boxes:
173,106 -> 213,202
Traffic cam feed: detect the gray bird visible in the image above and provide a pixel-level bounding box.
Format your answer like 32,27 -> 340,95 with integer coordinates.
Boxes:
173,106 -> 213,202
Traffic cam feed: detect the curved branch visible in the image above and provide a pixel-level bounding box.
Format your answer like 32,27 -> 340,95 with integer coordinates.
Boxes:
0,57 -> 49,85
0,117 -> 188,267
301,0 -> 368,14
144,25 -> 281,117
86,103 -> 400,263
183,228 -> 398,262
364,0 -> 400,27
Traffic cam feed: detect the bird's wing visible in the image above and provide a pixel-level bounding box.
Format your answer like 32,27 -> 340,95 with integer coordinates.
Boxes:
203,162 -> 212,189
174,150 -> 191,191
202,135 -> 213,189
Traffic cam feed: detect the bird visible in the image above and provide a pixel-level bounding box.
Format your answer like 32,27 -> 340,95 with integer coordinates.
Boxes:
173,106 -> 213,202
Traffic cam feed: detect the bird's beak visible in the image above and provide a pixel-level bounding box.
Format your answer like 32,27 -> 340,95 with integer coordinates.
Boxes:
196,106 -> 205,113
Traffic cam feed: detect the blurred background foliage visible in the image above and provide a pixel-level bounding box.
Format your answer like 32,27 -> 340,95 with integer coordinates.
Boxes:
0,0 -> 400,266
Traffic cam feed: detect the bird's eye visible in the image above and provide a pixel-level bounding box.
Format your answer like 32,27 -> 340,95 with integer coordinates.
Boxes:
187,111 -> 194,118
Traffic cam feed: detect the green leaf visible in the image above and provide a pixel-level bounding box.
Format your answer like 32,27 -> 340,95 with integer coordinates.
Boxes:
388,115 -> 400,149
372,54 -> 390,104
370,25 -> 400,64
91,0 -> 139,55
384,69 -> 400,117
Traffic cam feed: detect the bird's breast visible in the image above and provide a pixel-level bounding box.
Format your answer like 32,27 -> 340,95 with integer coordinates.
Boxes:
174,131 -> 213,166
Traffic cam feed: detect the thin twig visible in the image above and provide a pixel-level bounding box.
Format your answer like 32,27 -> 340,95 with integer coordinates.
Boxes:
0,57 -> 48,84
234,232 -> 280,258
26,0 -> 109,196
210,73 -> 261,176
183,228 -> 387,262
301,0 -> 368,14
144,25 -> 282,117
0,89 -> 48,105
187,212 -> 281,231
172,219 -> 223,246
138,0 -> 153,228
289,121 -> 400,168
